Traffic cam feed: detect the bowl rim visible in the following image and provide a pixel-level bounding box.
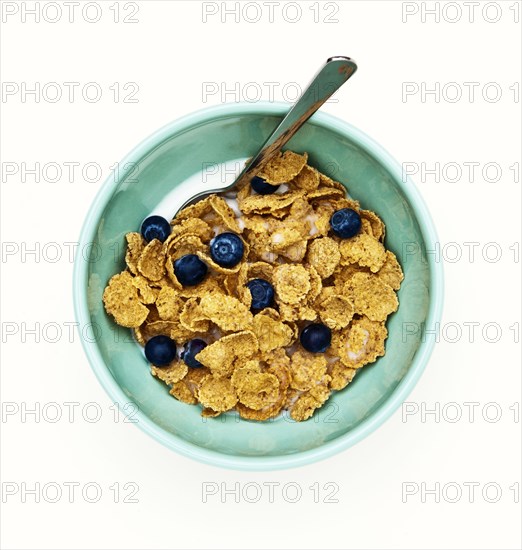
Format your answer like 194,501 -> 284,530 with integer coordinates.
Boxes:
73,101 -> 444,471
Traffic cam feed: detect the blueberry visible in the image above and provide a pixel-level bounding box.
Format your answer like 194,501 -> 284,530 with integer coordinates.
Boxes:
144,335 -> 177,366
330,208 -> 361,239
300,323 -> 332,353
210,233 -> 244,267
141,215 -> 171,243
251,175 -> 279,195
246,278 -> 274,310
174,254 -> 208,286
181,339 -> 207,368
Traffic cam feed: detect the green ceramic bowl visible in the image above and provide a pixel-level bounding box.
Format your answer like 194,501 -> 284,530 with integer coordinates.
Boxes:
73,102 -> 443,470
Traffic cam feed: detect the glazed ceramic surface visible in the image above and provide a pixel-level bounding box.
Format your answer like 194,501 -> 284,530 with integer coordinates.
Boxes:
73,102 -> 443,470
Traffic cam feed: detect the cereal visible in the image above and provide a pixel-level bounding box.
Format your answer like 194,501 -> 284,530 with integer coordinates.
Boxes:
125,232 -> 145,275
169,381 -> 197,404
103,271 -> 149,328
318,172 -> 347,192
307,187 -> 345,201
333,315 -> 388,369
169,323 -> 199,344
138,320 -> 186,345
196,250 -> 242,274
170,366 -> 212,404
137,239 -> 166,281
344,272 -> 398,322
194,330 -> 258,377
339,233 -> 386,273
306,237 -> 340,279
197,375 -> 238,412
277,241 -> 308,262
179,298 -> 210,332
377,250 -> 404,290
257,150 -> 308,184
167,234 -> 207,261
209,195 -> 242,233
278,301 -> 317,323
289,382 -> 331,422
306,265 -> 323,303
239,190 -> 304,217
155,286 -> 184,320
199,293 -> 253,332
269,227 -> 304,252
232,364 -> 280,410
273,264 -> 310,304
131,275 -> 158,304
178,275 -> 223,299
201,407 -> 222,418
318,295 -> 354,330
235,356 -> 290,420
164,256 -> 183,289
103,149 -> 403,422
151,361 -> 188,385
252,312 -> 294,353
328,362 -> 357,391
291,164 -> 320,191
170,217 -> 214,241
247,261 -> 274,282
174,195 -> 213,223
289,349 -> 328,391
360,209 -> 385,241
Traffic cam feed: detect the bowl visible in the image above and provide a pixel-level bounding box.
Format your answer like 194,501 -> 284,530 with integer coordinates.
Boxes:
73,101 -> 443,470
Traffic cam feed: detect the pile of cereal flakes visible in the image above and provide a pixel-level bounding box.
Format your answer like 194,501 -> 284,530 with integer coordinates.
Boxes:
103,151 -> 403,421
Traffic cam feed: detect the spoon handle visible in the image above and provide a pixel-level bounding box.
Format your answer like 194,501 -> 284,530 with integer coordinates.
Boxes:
177,56 -> 357,212
234,56 -> 357,186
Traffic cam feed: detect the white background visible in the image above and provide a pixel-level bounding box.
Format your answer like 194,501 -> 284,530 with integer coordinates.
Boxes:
1,1 -> 521,549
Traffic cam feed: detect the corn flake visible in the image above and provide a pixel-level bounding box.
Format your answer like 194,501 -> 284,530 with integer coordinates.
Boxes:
291,164 -> 320,191
328,362 -> 357,391
345,272 -> 398,322
199,293 -> 253,331
195,330 -> 258,377
273,264 -> 310,304
170,217 -> 213,242
377,250 -> 404,290
209,195 -> 242,233
257,150 -> 308,184
289,382 -> 331,422
179,297 -> 210,332
155,286 -> 184,321
339,233 -> 386,273
138,239 -> 166,281
232,364 -> 280,410
103,271 -> 149,328
197,375 -> 238,412
319,295 -> 354,330
289,349 -> 328,391
306,237 -> 340,279
239,191 -> 304,216
252,313 -> 294,353
360,209 -> 385,241
333,315 -> 388,369
151,361 -> 188,385
131,275 -> 158,304
125,232 -> 145,275
170,366 -> 212,404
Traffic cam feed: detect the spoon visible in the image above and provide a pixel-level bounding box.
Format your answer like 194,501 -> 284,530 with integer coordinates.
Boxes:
176,56 -> 357,213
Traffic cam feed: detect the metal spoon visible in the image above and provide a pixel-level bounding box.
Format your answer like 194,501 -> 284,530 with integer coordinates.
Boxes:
176,56 -> 357,213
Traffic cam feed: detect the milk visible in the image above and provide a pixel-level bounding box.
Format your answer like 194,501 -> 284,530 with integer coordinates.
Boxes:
147,158 -> 249,219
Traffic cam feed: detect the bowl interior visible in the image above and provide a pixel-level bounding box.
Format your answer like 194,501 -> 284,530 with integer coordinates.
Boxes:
84,109 -> 431,460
